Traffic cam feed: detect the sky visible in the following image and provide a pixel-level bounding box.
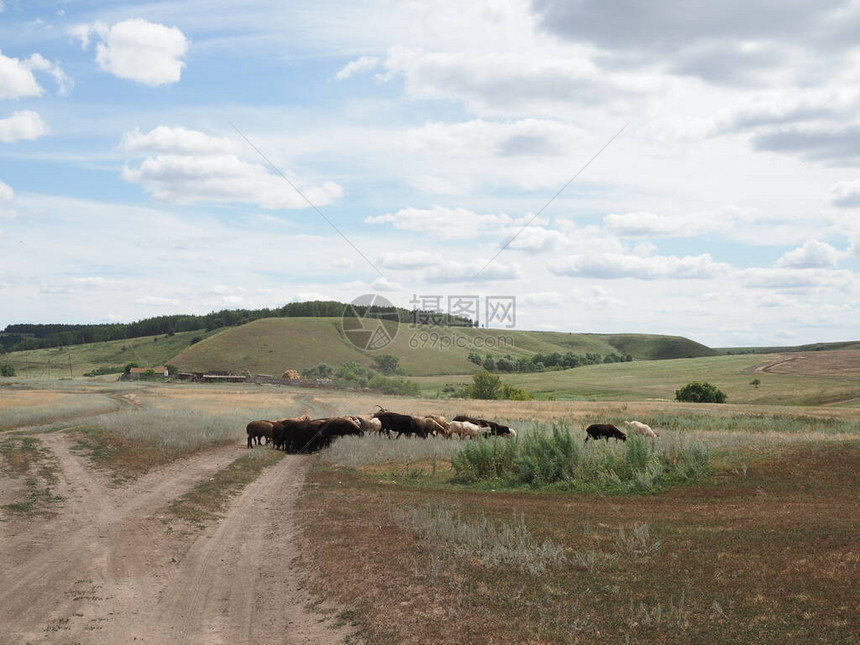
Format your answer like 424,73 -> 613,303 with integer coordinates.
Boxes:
1,0 -> 859,348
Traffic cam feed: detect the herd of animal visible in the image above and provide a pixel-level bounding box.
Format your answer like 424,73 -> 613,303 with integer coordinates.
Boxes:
246,408 -> 660,454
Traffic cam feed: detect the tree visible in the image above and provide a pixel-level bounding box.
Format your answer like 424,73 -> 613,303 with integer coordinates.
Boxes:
124,362 -> 139,374
467,352 -> 482,365
0,364 -> 16,377
675,381 -> 727,403
467,371 -> 502,399
482,355 -> 496,372
373,354 -> 401,375
750,378 -> 761,388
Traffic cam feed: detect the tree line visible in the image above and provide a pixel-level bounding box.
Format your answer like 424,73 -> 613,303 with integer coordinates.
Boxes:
467,350 -> 633,373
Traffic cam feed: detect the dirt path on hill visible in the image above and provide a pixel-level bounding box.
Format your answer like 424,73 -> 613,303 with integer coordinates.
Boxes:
0,431 -> 353,644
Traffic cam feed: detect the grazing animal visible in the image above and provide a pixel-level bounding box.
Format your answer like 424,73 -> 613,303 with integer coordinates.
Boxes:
246,420 -> 275,448
277,418 -> 328,453
624,420 -> 660,438
447,420 -> 488,439
411,416 -> 447,437
373,411 -> 428,438
584,423 -> 626,443
452,415 -> 515,437
273,413 -> 311,424
352,415 -> 384,434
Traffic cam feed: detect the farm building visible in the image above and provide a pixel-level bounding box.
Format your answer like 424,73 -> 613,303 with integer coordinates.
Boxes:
127,366 -> 168,379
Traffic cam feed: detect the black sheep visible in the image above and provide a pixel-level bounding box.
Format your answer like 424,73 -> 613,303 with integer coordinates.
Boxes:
584,423 -> 627,442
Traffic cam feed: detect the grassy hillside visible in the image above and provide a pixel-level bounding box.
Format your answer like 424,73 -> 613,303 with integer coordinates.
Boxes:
0,329 -> 218,378
414,352 -> 860,405
587,333 -> 718,360
168,317 -> 718,377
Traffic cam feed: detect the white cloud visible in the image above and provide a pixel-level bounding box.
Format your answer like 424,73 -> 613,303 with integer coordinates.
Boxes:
121,126 -> 343,210
0,111 -> 48,143
523,291 -> 564,306
77,19 -> 190,86
549,252 -> 725,280
775,240 -> 842,269
136,295 -> 181,306
499,225 -> 566,253
335,55 -> 380,80
741,267 -> 855,291
423,259 -> 520,283
0,51 -> 70,99
123,153 -> 343,209
377,250 -> 437,270
120,126 -> 237,155
0,181 -> 13,202
366,205 -> 512,240
370,276 -> 401,291
404,119 -> 584,157
830,180 -> 860,208
379,45 -> 664,117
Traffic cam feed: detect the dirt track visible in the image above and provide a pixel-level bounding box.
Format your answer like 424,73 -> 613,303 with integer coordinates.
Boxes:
0,432 -> 353,644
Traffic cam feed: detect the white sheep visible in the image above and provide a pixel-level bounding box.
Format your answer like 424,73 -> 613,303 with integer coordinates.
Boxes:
624,420 -> 660,438
447,420 -> 489,439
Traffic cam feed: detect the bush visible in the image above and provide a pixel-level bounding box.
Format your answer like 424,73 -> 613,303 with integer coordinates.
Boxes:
675,381 -> 727,403
0,364 -> 16,377
464,371 -> 533,401
452,424 -> 710,492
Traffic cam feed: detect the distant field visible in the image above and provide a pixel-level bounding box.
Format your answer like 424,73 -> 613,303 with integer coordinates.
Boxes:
414,352 -> 860,406
0,329 -> 219,379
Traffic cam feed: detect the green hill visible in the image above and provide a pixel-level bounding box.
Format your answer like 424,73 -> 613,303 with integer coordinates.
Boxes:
169,317 -> 717,377
1,317 -> 720,379
588,334 -> 719,360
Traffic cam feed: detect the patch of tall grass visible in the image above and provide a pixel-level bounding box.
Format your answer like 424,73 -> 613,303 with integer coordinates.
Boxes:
390,502 -> 565,575
452,424 -> 710,492
0,397 -> 120,430
90,407 -> 284,453
322,433 -> 465,468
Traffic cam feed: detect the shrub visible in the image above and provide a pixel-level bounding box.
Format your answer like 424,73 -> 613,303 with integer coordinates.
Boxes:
0,364 -> 16,377
675,381 -> 727,403
452,424 -> 710,492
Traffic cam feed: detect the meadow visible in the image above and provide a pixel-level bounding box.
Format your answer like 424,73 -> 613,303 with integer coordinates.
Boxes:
0,349 -> 858,643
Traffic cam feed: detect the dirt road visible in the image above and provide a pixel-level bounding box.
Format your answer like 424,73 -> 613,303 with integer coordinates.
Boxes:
0,432 -> 353,644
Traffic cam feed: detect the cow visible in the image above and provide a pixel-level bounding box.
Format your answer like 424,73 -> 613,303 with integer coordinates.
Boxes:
584,423 -> 627,443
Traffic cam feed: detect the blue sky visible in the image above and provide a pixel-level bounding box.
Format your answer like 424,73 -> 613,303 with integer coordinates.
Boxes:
1,0 -> 859,347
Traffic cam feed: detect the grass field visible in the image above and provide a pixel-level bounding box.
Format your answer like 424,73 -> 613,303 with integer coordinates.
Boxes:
413,352 -> 860,405
1,364 -> 858,644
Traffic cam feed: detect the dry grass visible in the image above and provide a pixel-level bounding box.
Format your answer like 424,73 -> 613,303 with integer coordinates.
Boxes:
300,442 -> 860,644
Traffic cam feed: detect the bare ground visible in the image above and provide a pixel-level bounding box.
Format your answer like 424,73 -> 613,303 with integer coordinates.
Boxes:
0,431 -> 354,644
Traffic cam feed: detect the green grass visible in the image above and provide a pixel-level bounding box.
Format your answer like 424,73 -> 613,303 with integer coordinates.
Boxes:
414,353 -> 860,405
168,317 -> 718,377
0,328 -> 220,379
